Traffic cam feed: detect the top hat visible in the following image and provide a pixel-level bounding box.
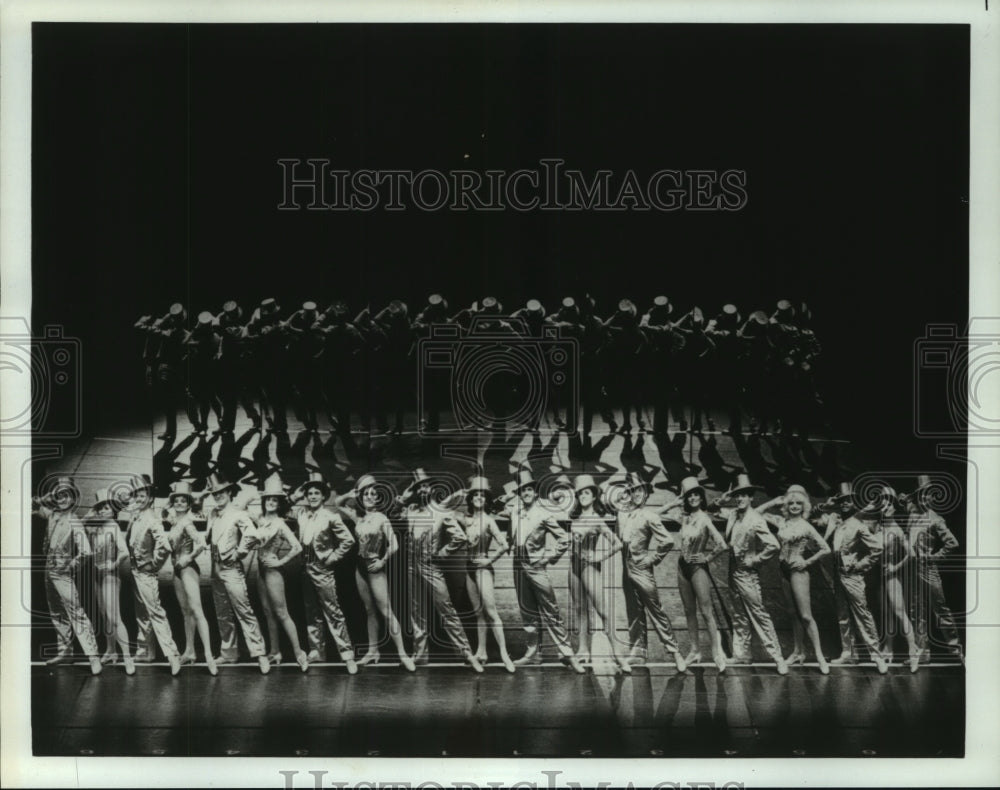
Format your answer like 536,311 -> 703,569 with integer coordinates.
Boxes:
299,471 -> 331,500
727,473 -> 764,498
91,487 -> 118,511
259,473 -> 289,499
772,299 -> 796,323
573,474 -> 601,495
259,297 -> 280,315
427,293 -> 448,310
679,476 -> 707,501
194,311 -> 216,332
748,310 -> 769,326
856,484 -> 898,518
514,469 -> 537,492
624,471 -> 653,493
478,296 -> 502,314
718,303 -> 742,326
556,296 -> 579,321
42,476 -> 80,506
388,300 -> 408,318
220,301 -> 243,325
616,299 -> 638,319
411,468 -> 442,488
130,474 -> 156,495
168,480 -> 196,504
207,471 -> 241,497
785,484 -> 809,500
467,476 -> 492,495
353,473 -> 378,495
525,299 -> 545,316
167,303 -> 187,324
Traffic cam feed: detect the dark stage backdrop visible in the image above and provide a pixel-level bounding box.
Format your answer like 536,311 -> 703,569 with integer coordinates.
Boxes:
32,23 -> 969,471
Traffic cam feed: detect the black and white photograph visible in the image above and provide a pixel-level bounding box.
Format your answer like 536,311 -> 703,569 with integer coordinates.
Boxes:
2,1 -> 999,788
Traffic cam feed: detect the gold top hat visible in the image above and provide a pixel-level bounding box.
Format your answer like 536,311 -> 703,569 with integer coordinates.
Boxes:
573,474 -> 600,495
514,469 -> 536,492
260,297 -> 279,314
653,295 -> 671,310
168,480 -> 195,503
195,312 -> 215,333
207,471 -> 239,497
624,471 -> 652,492
525,299 -> 545,316
354,473 -> 377,494
728,473 -> 763,497
467,476 -> 492,494
302,301 -> 317,312
785,484 -> 809,499
220,301 -> 243,324
168,303 -> 186,323
679,476 -> 707,498
130,473 -> 155,494
259,473 -> 289,499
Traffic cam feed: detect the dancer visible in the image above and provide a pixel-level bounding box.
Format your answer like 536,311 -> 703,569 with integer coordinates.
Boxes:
32,477 -> 103,675
615,472 -> 687,672
165,481 -> 217,675
205,471 -> 270,674
392,469 -> 483,673
823,482 -> 888,673
568,474 -> 630,673
451,476 -> 515,672
718,474 -> 789,674
334,474 -> 415,671
290,472 -> 358,673
662,477 -> 728,671
239,473 -> 309,672
82,488 -> 134,674
757,484 -> 831,674
125,474 -> 182,675
902,475 -> 964,665
501,469 -> 585,673
856,485 -> 920,672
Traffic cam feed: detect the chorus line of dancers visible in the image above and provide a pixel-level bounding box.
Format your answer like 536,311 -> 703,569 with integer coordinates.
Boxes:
34,468 -> 963,678
135,292 -> 826,443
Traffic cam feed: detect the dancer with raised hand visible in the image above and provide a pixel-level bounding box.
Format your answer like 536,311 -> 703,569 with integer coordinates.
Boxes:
393,469 -> 483,673
568,474 -> 630,673
239,473 -> 309,672
757,484 -> 831,674
334,474 -> 415,671
125,474 -> 182,675
718,474 -> 789,674
902,475 -> 964,665
500,469 -> 585,673
205,471 -> 270,674
661,477 -> 729,671
855,485 -> 920,673
290,472 -> 358,674
82,488 -> 134,674
823,482 -> 888,674
165,480 -> 217,675
33,477 -> 104,675
614,472 -> 687,672
456,476 -> 515,673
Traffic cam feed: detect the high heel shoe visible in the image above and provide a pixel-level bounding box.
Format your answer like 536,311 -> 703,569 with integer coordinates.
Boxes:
909,651 -> 921,674
178,654 -> 197,666
672,651 -> 688,673
358,652 -> 381,666
123,656 -> 136,676
266,652 -> 282,666
616,657 -> 632,675
713,650 -> 727,673
207,657 -> 218,676
100,652 -> 118,665
466,654 -> 484,674
472,652 -> 488,664
345,658 -> 358,675
784,651 -> 805,666
684,650 -> 702,666
399,654 -> 416,672
817,656 -> 830,675
295,651 -> 309,673
501,655 -> 516,674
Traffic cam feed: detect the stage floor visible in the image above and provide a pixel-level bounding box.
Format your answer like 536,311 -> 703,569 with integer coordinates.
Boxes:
32,662 -> 964,758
